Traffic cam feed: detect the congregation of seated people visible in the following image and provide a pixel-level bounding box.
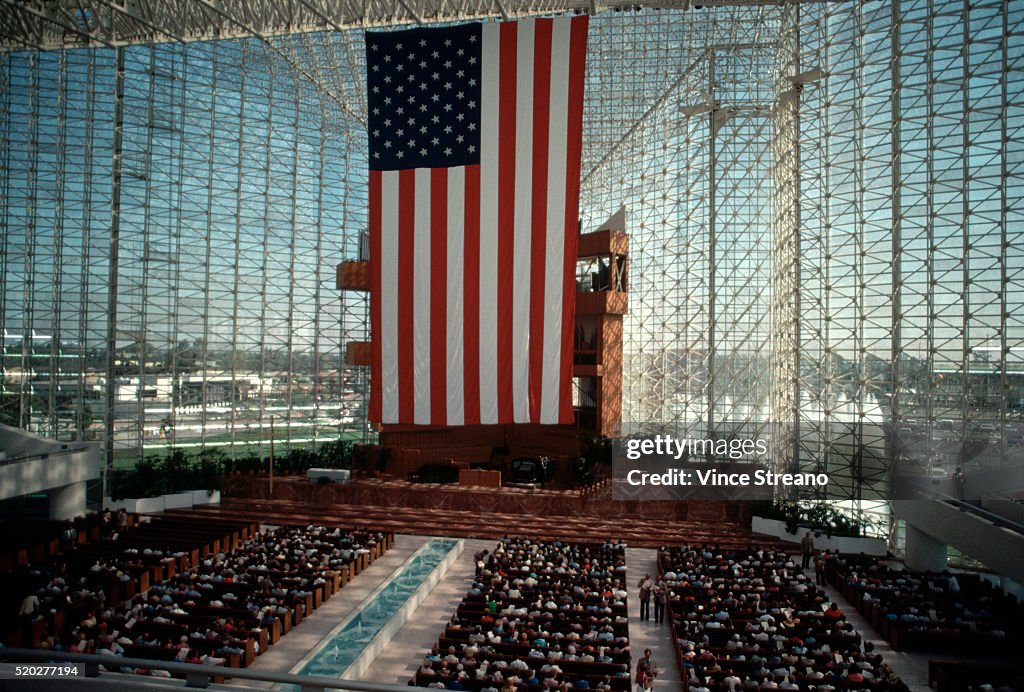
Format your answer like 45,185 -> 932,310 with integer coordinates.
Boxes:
6,521 -> 388,678
413,538 -> 632,692
823,553 -> 1019,656
658,545 -> 908,692
4,511 -> 187,650
0,509 -> 132,573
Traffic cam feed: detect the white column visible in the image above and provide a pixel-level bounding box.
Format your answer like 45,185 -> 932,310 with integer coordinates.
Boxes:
49,481 -> 86,520
904,522 -> 947,573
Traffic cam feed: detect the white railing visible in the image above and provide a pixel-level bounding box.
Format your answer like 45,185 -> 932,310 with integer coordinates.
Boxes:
0,648 -> 410,692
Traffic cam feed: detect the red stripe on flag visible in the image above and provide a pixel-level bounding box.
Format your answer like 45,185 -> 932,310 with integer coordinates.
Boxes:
430,169 -> 448,426
369,170 -> 382,424
397,169 -> 416,424
496,20 -> 517,425
560,16 -> 588,424
463,165 -> 482,425
529,19 -> 553,423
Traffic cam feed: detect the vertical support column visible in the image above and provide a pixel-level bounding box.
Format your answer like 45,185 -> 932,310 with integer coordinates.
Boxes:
284,79 -> 302,456
201,45 -> 219,442
49,51 -> 69,439
890,0 -> 904,480
312,104 -> 327,439
960,0 -> 972,448
789,11 -> 803,484
904,521 -> 947,573
925,3 -> 940,446
228,43 -> 248,462
998,2 -> 1010,467
706,96 -> 719,441
49,481 -> 86,520
76,50 -> 97,442
169,45 -> 188,451
598,313 -> 623,438
257,54 -> 275,462
136,45 -> 157,460
769,2 -> 803,489
0,55 -> 9,432
20,52 -> 40,433
104,46 -> 125,502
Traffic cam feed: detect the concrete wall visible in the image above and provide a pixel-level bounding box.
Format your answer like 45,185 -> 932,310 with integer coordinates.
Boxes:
49,481 -> 87,520
959,460 -> 1024,499
981,495 -> 1024,526
0,423 -> 100,519
751,516 -> 888,556
0,452 -> 100,502
893,499 -> 1024,584
105,489 -> 221,514
903,522 -> 948,572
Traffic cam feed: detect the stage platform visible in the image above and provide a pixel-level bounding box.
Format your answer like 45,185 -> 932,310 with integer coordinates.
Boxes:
174,477 -> 772,549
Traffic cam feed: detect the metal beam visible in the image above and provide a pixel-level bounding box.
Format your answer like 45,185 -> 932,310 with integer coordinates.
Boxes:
581,50 -> 709,185
90,0 -> 188,44
190,0 -> 364,124
0,0 -> 116,49
0,0 -> 829,52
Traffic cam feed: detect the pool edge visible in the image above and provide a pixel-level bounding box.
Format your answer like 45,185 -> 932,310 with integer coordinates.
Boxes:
283,537 -> 463,687
340,538 -> 463,682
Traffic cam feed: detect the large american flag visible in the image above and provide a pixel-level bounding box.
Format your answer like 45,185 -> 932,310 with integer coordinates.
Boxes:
366,17 -> 588,426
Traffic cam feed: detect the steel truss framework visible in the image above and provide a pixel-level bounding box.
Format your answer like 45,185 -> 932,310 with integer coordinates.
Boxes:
0,1 -> 802,52
1,1 -> 1023,534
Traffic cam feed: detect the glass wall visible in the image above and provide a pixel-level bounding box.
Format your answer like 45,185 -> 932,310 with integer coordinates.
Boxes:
576,1 -> 1024,521
777,0 -> 1024,511
1,36 -> 370,471
1,2 -> 1022,528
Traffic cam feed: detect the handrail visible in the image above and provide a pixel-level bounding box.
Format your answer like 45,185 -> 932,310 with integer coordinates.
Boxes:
924,488 -> 1024,536
989,491 -> 1024,506
0,648 -> 411,691
0,444 -> 90,466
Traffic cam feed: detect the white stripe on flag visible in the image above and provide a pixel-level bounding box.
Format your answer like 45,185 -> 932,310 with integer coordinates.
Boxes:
413,168 -> 432,425
380,171 -> 400,424
478,21 -> 501,425
512,19 -> 535,424
541,17 -> 573,424
446,166 -> 466,426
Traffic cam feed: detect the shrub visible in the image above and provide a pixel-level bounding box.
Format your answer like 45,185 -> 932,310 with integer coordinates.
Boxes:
754,500 -> 863,538
108,439 -> 352,499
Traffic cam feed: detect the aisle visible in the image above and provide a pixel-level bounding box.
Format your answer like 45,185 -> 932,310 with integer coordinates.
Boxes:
244,534 -> 428,687
360,538 -> 494,684
625,547 -> 684,692
806,565 -> 931,690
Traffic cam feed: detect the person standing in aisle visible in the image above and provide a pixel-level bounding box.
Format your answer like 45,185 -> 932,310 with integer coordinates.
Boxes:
800,531 -> 814,569
653,577 -> 668,624
635,648 -> 657,692
814,551 -> 826,586
638,573 -> 654,621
